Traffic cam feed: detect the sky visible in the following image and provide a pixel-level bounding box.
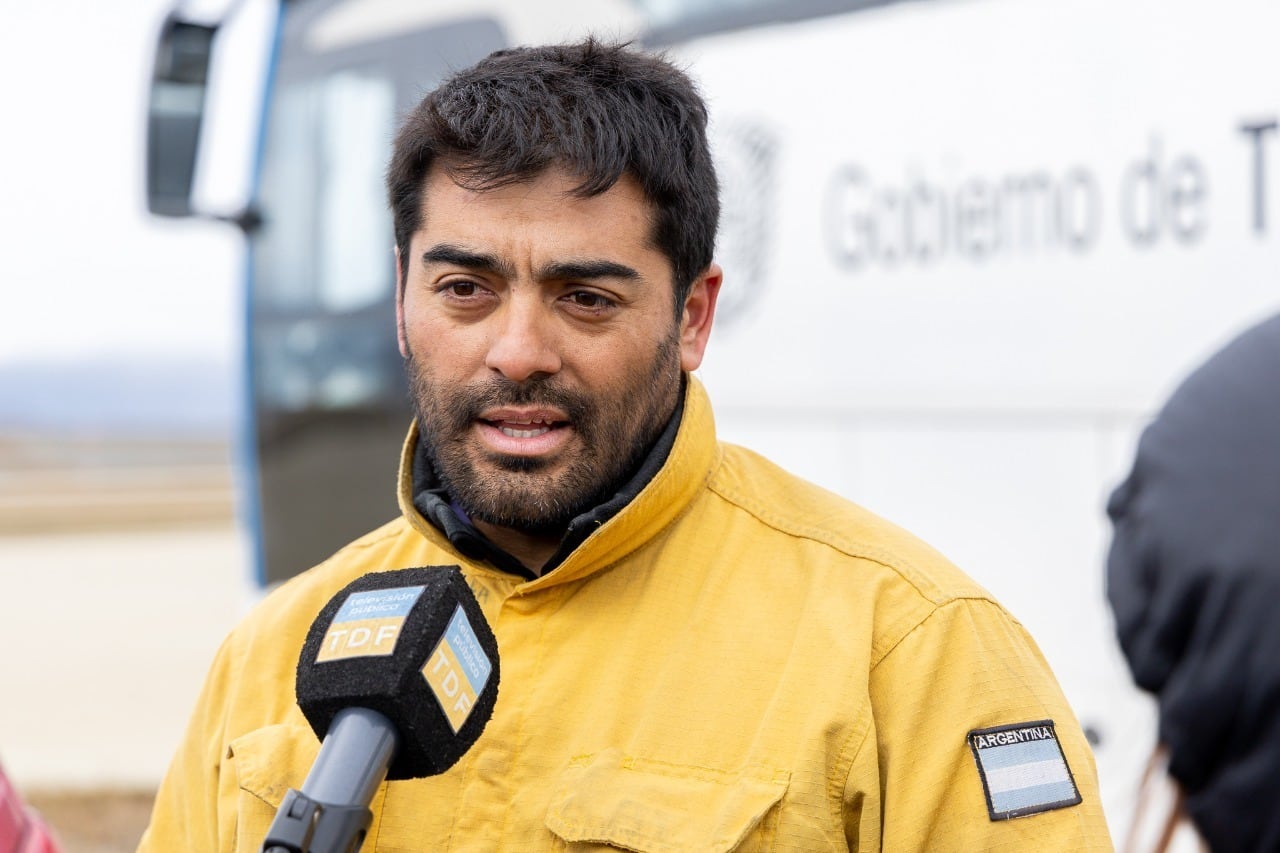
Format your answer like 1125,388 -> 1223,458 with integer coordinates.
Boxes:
0,1 -> 244,368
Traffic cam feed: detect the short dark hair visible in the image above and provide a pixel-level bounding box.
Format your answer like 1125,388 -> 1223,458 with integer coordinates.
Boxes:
386,39 -> 719,312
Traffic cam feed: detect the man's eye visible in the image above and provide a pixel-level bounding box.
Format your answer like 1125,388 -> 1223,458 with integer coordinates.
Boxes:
567,291 -> 615,310
444,281 -> 480,297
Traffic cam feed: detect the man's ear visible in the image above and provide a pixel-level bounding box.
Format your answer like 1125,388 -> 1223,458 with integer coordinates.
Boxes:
679,263 -> 722,372
394,246 -> 409,359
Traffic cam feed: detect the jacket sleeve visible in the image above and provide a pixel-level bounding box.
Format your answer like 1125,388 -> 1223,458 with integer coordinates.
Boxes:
849,597 -> 1113,851
138,634 -> 241,852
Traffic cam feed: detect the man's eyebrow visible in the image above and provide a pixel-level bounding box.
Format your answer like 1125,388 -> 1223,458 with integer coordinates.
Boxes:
539,259 -> 642,282
420,244 -> 514,278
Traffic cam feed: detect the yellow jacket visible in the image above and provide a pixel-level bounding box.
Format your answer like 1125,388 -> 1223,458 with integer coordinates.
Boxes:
141,378 -> 1111,851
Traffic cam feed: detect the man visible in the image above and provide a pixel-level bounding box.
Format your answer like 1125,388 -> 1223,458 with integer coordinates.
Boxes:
142,40 -> 1111,849
1107,312 -> 1280,851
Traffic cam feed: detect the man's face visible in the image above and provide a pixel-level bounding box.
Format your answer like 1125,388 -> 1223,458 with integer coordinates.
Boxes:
396,166 -> 719,536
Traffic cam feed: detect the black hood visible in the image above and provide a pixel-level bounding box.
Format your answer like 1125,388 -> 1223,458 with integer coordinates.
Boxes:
1106,312 -> 1280,852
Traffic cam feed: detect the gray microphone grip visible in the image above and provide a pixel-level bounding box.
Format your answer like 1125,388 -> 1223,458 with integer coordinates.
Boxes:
302,706 -> 399,808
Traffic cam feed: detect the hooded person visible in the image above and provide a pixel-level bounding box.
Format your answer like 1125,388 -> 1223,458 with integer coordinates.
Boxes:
1107,311 -> 1280,852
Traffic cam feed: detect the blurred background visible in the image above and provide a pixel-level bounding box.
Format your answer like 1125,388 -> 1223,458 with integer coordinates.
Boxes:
0,1 -> 250,849
2,0 -> 1278,850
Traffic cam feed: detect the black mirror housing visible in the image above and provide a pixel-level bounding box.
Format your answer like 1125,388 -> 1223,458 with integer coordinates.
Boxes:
146,15 -> 218,217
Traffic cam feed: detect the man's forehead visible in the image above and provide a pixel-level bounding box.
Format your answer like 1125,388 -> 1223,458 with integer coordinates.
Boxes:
413,165 -> 661,255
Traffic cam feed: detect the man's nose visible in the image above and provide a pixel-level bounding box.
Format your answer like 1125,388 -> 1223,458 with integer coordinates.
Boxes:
484,299 -> 562,382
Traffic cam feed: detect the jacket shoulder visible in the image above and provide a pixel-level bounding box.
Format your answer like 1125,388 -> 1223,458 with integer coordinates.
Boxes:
708,442 -> 992,608
236,517 -> 431,642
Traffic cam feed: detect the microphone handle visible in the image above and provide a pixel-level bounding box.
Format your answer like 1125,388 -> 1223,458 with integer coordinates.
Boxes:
261,707 -> 399,853
303,707 -> 399,807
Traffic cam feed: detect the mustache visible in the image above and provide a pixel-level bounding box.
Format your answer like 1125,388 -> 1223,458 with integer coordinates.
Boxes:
446,376 -> 592,428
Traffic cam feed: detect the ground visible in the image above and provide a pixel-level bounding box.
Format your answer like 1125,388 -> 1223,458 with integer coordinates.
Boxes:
1,434 -> 234,853
27,789 -> 155,853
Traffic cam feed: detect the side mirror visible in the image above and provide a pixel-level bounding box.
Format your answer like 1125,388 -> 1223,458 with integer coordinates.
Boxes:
146,15 -> 218,217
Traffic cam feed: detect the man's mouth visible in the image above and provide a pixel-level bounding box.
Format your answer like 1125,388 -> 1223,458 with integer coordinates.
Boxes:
476,406 -> 573,450
491,417 -> 558,439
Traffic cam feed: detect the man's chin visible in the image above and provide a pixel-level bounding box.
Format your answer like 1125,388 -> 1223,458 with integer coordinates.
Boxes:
464,497 -> 578,538
486,453 -> 555,474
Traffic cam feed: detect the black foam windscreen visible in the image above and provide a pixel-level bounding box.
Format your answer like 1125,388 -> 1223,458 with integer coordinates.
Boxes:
296,566 -> 500,779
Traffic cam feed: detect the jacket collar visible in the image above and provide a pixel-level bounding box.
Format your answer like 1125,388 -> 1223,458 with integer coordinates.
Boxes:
397,375 -> 720,590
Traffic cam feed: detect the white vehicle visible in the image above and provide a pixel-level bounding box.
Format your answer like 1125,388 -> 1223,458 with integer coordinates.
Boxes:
148,0 -> 1280,841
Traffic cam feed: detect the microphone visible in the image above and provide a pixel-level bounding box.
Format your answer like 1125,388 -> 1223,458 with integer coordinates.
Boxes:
262,566 -> 500,853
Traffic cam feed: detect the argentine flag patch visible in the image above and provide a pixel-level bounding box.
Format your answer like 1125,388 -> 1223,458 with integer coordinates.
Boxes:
967,720 -> 1082,820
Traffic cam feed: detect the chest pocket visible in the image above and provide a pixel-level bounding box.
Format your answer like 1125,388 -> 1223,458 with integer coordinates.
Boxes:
545,749 -> 790,853
228,724 -> 389,853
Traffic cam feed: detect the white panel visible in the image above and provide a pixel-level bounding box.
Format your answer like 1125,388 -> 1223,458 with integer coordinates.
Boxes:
689,0 -> 1280,417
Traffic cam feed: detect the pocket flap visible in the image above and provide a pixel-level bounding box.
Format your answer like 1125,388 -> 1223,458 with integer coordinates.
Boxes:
229,723 -> 321,809
226,724 -> 327,853
546,748 -> 789,852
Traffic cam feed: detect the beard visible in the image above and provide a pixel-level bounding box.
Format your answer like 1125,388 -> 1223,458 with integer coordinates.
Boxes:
406,333 -> 682,537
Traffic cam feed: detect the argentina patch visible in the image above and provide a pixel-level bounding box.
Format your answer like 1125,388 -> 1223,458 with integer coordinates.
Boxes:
967,720 -> 1081,821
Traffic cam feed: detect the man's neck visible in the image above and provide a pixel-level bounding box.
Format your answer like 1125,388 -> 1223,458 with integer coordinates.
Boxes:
470,519 -> 560,576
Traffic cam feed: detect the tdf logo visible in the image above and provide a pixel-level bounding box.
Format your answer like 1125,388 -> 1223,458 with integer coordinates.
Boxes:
314,585 -> 424,662
316,620 -> 402,661
422,606 -> 494,733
